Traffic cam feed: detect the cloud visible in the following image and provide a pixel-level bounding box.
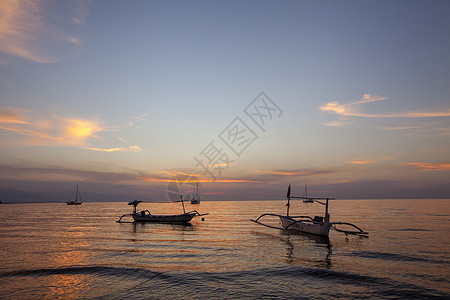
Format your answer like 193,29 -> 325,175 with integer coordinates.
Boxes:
0,164 -> 157,185
63,119 -> 103,144
323,120 -> 349,127
150,168 -> 262,183
0,110 -> 102,145
2,164 -> 449,201
0,106 -> 143,151
252,169 -> 332,177
0,0 -> 90,63
0,107 -> 30,124
349,160 -> 375,165
320,94 -> 450,122
380,122 -> 450,136
400,163 -> 450,171
381,125 -> 423,131
85,145 -> 143,153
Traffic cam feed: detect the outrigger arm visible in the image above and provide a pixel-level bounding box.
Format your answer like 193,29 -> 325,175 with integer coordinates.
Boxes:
331,222 -> 369,235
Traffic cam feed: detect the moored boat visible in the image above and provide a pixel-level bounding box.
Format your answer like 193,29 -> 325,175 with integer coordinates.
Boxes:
251,184 -> 368,237
66,185 -> 82,205
189,182 -> 201,204
117,200 -> 208,224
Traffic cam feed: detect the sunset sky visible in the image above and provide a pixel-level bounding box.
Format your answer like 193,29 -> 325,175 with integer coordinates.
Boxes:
1,0 -> 449,202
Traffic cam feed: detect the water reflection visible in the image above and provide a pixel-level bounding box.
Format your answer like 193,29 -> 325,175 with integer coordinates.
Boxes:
282,231 -> 333,269
253,230 -> 333,269
119,221 -> 195,235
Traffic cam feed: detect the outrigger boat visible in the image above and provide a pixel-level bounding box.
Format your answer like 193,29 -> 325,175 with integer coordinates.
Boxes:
116,199 -> 208,224
251,184 -> 368,237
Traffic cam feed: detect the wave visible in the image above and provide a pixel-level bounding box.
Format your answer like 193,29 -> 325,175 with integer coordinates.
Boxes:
390,228 -> 433,232
1,265 -> 448,299
346,251 -> 450,265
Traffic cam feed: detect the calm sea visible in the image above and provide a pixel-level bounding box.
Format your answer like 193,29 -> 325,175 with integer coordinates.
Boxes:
0,199 -> 449,299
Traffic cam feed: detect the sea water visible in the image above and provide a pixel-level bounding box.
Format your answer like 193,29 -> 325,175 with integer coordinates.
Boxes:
0,199 -> 448,299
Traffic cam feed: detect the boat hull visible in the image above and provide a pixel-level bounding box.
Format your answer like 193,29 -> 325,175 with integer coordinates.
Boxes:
279,216 -> 331,236
132,212 -> 196,223
66,202 -> 82,205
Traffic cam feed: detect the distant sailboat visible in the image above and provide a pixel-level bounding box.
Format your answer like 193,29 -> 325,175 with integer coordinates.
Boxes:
302,184 -> 314,203
66,185 -> 82,205
190,182 -> 201,204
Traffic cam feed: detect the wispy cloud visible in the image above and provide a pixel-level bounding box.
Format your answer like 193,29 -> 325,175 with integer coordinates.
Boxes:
380,122 -> 450,136
152,169 -> 261,183
349,160 -> 375,165
252,169 -> 332,177
0,107 -> 30,124
400,163 -> 450,171
0,0 -> 90,63
322,120 -> 350,127
0,106 -> 143,151
0,108 -> 102,145
320,94 -> 450,127
0,164 -> 153,185
85,145 -> 143,153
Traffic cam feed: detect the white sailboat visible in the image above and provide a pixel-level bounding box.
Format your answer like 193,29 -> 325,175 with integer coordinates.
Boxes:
66,185 -> 82,205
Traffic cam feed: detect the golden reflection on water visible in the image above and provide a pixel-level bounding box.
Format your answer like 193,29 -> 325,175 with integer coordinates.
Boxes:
0,200 -> 449,298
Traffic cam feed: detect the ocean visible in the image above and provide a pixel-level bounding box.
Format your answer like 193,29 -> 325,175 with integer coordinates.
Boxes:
0,199 -> 448,299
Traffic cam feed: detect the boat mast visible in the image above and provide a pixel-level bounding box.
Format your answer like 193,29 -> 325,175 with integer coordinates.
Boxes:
75,185 -> 78,202
286,184 -> 291,217
196,182 -> 200,200
180,195 -> 186,213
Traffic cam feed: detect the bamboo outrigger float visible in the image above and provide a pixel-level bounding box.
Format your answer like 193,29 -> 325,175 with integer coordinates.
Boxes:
251,185 -> 368,237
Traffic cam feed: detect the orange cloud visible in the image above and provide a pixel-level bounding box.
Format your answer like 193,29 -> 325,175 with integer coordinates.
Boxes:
0,106 -> 142,151
63,119 -> 103,144
401,163 -> 450,171
85,145 -> 143,152
138,174 -> 262,184
349,160 -> 375,165
0,107 -> 30,124
329,179 -> 354,184
252,169 -> 329,177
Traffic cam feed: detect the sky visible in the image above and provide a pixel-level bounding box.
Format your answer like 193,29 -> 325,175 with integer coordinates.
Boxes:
0,0 -> 449,202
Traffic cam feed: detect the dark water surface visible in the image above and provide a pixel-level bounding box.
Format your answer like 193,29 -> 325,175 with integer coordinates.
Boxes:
0,199 -> 449,299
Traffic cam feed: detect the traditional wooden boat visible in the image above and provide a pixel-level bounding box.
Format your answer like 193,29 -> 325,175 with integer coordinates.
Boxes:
66,185 -> 82,205
251,184 -> 368,237
117,200 -> 208,224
